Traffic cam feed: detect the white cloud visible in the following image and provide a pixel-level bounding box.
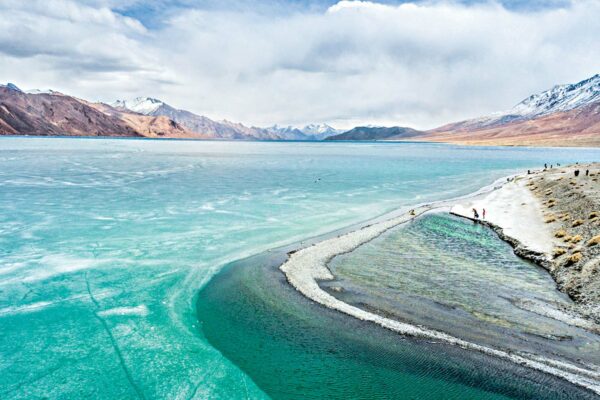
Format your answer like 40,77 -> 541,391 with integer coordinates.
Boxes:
1,0 -> 599,129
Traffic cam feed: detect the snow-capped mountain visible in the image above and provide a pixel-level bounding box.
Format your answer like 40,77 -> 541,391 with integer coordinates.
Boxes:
437,74 -> 600,132
26,89 -> 62,95
425,73 -> 600,147
264,123 -> 340,140
0,83 -> 197,138
0,83 -> 62,95
113,97 -> 339,140
112,97 -> 165,115
512,73 -> 600,118
113,97 -> 281,140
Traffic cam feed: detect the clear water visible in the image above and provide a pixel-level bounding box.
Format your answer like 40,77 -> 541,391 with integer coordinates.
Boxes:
1,137 -> 599,398
327,213 -> 600,366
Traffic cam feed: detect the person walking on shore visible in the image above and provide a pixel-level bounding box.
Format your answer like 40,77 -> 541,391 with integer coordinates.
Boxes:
482,208 -> 486,220
472,208 -> 479,219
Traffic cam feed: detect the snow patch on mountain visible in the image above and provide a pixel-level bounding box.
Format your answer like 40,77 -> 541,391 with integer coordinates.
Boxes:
26,89 -> 61,95
265,123 -> 340,140
511,74 -> 600,117
440,74 -> 600,131
112,97 -> 164,115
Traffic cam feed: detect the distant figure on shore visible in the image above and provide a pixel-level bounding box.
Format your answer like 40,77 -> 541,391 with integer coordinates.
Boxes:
544,163 -> 547,169
409,209 -> 415,216
550,165 -> 553,168
586,169 -> 589,176
575,170 -> 580,177
472,208 -> 479,219
527,170 -> 531,174
482,208 -> 486,220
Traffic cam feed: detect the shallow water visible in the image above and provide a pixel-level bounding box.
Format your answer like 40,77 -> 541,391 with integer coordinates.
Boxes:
326,213 -> 600,366
1,137 -> 600,398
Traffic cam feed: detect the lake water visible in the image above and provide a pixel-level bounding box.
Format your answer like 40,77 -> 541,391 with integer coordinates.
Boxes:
1,137 -> 599,398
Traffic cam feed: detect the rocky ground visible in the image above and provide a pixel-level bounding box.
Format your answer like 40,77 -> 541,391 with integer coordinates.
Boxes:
528,163 -> 600,322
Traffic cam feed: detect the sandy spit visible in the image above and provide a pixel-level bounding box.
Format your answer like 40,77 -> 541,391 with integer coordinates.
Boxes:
280,174 -> 600,395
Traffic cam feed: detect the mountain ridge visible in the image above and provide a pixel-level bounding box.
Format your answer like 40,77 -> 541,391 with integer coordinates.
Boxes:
433,74 -> 600,133
326,126 -> 423,141
420,73 -> 600,147
0,87 -> 202,138
113,97 -> 339,140
2,73 -> 599,146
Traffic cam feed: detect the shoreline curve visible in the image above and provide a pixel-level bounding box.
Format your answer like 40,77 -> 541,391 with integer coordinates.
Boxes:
279,174 -> 600,395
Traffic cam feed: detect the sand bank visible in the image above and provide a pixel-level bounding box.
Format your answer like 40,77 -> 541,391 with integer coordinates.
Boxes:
451,176 -> 555,255
280,172 -> 600,394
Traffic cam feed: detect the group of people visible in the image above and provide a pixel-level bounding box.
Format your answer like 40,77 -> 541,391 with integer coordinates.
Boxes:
544,163 -> 561,169
574,169 -> 590,177
472,208 -> 486,220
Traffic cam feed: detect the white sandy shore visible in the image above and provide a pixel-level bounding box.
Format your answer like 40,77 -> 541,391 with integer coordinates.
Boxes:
451,177 -> 556,255
280,176 -> 600,394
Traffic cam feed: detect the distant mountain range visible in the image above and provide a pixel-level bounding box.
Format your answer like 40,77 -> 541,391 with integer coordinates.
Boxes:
325,126 -> 422,141
0,85 -> 340,140
1,73 -> 599,146
112,97 -> 340,140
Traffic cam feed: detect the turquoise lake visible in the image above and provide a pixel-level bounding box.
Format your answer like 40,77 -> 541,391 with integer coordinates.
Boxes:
1,137 -> 599,399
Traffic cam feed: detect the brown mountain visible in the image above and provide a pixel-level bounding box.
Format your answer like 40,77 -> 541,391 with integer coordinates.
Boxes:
416,74 -> 600,147
112,97 -> 305,140
421,101 -> 600,147
0,85 -> 205,138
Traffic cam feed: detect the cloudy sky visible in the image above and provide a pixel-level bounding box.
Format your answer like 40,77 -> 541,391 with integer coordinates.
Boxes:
0,0 -> 598,129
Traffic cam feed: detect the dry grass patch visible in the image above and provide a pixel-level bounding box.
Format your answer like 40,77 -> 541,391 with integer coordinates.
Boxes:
560,213 -> 571,221
553,248 -> 566,258
555,229 -> 567,238
567,252 -> 583,265
589,211 -> 599,219
572,219 -> 584,227
544,215 -> 556,223
587,235 -> 600,247
570,235 -> 582,243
